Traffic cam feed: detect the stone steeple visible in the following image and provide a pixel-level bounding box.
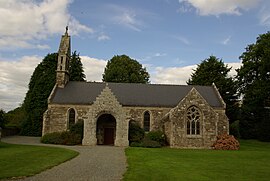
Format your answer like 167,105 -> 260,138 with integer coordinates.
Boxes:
56,26 -> 71,88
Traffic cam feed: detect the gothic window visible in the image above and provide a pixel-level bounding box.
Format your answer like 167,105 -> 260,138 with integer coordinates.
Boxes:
61,56 -> 63,64
186,106 -> 201,135
68,108 -> 75,129
144,111 -> 150,132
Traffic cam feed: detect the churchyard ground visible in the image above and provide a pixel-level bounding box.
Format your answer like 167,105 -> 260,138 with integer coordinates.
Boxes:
124,140 -> 270,181
0,142 -> 78,179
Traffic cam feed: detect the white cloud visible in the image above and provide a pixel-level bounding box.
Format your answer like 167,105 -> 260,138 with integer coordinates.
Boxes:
103,4 -> 146,32
151,65 -> 197,84
141,52 -> 167,62
222,36 -> 231,45
154,53 -> 167,57
178,0 -> 259,16
98,34 -> 111,41
150,62 -> 242,84
0,56 -> 41,111
116,12 -> 142,32
80,56 -> 107,82
37,44 -> 50,50
227,62 -> 242,78
0,0 -> 92,49
174,36 -> 190,45
113,10 -> 142,31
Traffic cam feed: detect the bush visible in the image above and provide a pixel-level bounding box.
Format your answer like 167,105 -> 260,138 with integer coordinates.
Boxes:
130,142 -> 143,147
129,122 -> 145,144
146,130 -> 166,146
141,137 -> 161,148
41,132 -> 63,144
41,131 -> 82,145
61,131 -> 82,145
70,120 -> 84,140
230,120 -> 240,138
212,134 -> 240,150
130,138 -> 161,148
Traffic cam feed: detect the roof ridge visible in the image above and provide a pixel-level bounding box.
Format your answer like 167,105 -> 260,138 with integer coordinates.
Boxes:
69,81 -> 213,88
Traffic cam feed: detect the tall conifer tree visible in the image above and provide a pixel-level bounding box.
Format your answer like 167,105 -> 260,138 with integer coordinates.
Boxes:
187,56 -> 238,124
21,51 -> 85,136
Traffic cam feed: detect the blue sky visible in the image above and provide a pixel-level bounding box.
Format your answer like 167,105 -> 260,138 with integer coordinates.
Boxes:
0,0 -> 269,111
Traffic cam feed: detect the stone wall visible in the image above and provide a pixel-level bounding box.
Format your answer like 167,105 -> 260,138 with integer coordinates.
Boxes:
215,109 -> 229,135
42,104 -> 89,136
165,88 -> 228,148
125,107 -> 171,131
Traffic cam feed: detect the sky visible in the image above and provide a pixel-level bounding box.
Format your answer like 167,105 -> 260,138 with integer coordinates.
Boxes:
0,0 -> 269,111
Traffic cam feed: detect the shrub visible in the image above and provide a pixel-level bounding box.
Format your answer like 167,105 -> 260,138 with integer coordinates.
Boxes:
229,120 -> 240,138
70,120 -> 84,140
141,137 -> 161,148
41,131 -> 82,145
41,132 -> 64,144
146,130 -> 166,146
212,134 -> 240,150
128,122 -> 145,144
61,132 -> 82,145
130,142 -> 143,147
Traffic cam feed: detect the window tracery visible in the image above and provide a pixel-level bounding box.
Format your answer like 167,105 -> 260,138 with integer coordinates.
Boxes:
186,106 -> 201,135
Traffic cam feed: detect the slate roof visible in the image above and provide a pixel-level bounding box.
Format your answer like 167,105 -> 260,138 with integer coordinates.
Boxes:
50,81 -> 224,108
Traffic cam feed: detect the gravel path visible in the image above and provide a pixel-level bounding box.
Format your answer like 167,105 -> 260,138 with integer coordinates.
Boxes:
1,136 -> 127,181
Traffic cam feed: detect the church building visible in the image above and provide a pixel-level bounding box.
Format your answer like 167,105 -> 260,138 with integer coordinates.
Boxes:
43,29 -> 229,148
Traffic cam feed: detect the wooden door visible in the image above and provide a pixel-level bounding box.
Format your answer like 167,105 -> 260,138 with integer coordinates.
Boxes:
104,128 -> 114,145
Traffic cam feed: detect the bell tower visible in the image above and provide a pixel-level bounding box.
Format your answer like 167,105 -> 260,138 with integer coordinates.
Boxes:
56,26 -> 71,88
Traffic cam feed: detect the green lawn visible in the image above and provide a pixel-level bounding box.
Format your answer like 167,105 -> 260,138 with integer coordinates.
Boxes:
124,140 -> 270,181
0,142 -> 78,179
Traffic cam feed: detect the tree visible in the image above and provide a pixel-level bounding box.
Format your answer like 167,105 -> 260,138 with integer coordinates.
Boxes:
236,32 -> 270,141
69,51 -> 86,81
21,53 -> 58,136
4,106 -> 26,128
103,55 -> 150,83
21,52 -> 86,136
187,56 -> 239,124
0,109 -> 6,128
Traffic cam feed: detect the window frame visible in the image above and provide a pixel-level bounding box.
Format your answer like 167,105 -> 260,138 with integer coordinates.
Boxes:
67,108 -> 76,129
186,106 -> 201,136
143,111 -> 150,132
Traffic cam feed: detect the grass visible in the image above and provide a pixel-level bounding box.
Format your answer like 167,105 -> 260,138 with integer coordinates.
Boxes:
124,140 -> 270,181
0,142 -> 79,179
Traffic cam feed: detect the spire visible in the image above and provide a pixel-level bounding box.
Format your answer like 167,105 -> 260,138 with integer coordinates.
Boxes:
65,26 -> 68,35
56,27 -> 71,88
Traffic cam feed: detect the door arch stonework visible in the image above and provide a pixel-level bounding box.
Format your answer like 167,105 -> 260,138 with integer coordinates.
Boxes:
82,85 -> 129,146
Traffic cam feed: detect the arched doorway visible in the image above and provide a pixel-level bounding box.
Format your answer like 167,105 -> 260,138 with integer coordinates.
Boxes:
96,114 -> 116,145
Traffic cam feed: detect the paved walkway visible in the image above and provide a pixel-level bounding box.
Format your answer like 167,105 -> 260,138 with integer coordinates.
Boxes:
1,136 -> 127,181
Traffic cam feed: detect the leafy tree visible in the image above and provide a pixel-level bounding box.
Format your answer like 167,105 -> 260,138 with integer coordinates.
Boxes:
4,106 -> 26,128
103,55 -> 150,83
21,53 -> 58,136
236,32 -> 270,140
21,52 -> 86,136
0,109 -> 6,128
69,51 -> 86,81
187,56 -> 239,124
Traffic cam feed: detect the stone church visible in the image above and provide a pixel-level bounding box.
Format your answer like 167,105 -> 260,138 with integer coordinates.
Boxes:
43,29 -> 229,148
